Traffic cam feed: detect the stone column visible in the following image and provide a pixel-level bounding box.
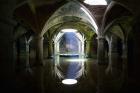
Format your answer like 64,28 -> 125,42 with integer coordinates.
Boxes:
16,39 -> 21,70
25,41 -> 29,66
96,36 -> 106,93
85,40 -> 91,57
34,34 -> 44,66
18,36 -> 27,70
122,40 -> 128,80
33,34 -> 45,93
109,36 -> 119,76
0,0 -> 17,91
97,36 -> 106,65
25,36 -> 32,72
47,40 -> 53,58
43,38 -> 48,59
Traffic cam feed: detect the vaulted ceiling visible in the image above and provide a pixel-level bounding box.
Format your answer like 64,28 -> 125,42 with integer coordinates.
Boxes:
14,0 -> 107,34
14,0 -> 140,37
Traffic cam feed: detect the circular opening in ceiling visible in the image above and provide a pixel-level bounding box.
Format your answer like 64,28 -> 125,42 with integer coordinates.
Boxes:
83,0 -> 107,5
62,79 -> 78,85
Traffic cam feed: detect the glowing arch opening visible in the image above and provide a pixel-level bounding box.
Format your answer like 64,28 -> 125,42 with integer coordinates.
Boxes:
61,29 -> 77,33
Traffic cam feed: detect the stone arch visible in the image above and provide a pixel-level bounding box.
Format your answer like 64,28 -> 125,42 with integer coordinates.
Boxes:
41,0 -> 99,35
98,14 -> 134,93
101,1 -> 133,34
41,1 -> 100,80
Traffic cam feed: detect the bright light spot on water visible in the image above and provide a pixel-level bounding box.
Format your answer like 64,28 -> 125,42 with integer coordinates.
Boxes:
66,58 -> 87,62
62,79 -> 77,85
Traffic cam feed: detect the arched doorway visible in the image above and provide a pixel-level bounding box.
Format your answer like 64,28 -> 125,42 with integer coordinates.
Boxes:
53,28 -> 85,79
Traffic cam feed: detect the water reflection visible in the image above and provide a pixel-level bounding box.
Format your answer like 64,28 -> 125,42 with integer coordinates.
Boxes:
54,55 -> 86,79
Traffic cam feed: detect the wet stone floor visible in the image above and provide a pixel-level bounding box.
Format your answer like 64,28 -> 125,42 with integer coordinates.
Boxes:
15,57 -> 98,93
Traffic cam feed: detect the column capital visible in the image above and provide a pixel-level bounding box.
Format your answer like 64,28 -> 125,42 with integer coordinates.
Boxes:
97,35 -> 105,40
35,34 -> 44,40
